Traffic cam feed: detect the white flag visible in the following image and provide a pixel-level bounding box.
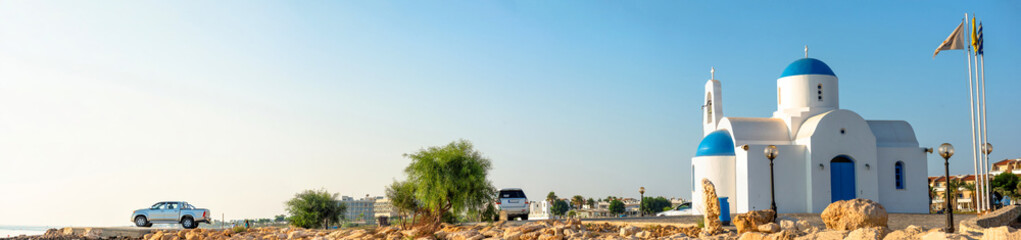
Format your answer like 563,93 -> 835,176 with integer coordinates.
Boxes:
934,22 -> 966,58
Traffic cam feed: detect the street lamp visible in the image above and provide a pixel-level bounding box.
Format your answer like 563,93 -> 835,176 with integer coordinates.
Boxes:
938,143 -> 955,233
764,145 -> 779,221
639,187 -> 645,217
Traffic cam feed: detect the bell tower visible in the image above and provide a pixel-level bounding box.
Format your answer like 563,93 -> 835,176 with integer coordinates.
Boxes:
703,67 -> 724,136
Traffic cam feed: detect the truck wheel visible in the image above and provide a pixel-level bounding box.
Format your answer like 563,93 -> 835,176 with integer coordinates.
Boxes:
134,216 -> 150,227
181,217 -> 196,229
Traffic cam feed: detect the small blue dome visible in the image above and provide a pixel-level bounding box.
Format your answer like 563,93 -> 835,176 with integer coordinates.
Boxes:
780,58 -> 836,78
696,130 -> 735,157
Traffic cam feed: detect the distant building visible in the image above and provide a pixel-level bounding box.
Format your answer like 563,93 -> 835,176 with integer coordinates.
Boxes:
340,195 -> 381,224
373,197 -> 399,219
991,159 -> 1021,175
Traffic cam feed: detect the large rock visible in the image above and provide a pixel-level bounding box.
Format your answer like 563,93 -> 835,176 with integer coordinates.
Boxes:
702,178 -> 724,235
794,230 -> 848,240
619,225 -> 640,237
757,223 -> 780,234
842,227 -> 886,240
734,209 -> 776,234
982,226 -> 1021,240
820,199 -> 888,230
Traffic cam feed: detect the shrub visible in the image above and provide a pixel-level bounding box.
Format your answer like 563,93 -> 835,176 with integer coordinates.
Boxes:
285,189 -> 345,229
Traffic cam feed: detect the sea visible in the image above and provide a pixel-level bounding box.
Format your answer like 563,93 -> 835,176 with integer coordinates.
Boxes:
0,226 -> 55,238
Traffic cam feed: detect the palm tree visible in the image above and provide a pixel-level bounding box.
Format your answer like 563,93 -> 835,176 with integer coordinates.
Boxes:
963,183 -> 976,211
928,185 -> 937,212
945,178 -> 964,212
571,195 -> 585,209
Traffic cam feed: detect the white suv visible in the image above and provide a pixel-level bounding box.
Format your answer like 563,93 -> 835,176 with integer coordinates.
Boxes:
497,188 -> 529,220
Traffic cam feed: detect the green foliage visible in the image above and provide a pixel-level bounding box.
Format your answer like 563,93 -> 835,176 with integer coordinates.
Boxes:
547,192 -> 558,203
481,202 -> 498,222
640,197 -> 672,215
696,218 -> 705,228
403,139 -> 496,225
342,222 -> 358,228
608,200 -> 625,215
232,226 -> 247,233
586,198 -> 596,208
571,195 -> 585,209
992,172 -> 1021,201
567,210 -> 577,218
274,215 -> 287,222
663,206 -> 673,212
551,199 -> 570,217
285,189 -> 345,229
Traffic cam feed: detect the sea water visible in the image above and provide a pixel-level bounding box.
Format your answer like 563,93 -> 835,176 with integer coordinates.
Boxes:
0,226 -> 53,237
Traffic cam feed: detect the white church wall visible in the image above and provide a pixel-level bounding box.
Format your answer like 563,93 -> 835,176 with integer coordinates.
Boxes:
798,110 -> 879,212
691,155 -> 736,215
736,144 -> 807,213
876,147 -> 929,213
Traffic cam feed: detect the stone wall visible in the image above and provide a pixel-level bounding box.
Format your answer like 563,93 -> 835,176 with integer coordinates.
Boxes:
960,205 -> 1021,232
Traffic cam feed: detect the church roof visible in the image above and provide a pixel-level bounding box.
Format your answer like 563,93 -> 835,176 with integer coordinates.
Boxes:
695,130 -> 735,157
780,58 -> 836,77
718,117 -> 792,145
867,120 -> 919,148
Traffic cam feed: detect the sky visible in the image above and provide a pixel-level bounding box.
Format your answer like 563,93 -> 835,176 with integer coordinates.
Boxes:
0,1 -> 1019,227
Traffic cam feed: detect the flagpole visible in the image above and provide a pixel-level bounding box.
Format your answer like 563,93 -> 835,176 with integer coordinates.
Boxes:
974,49 -> 985,212
980,49 -> 991,211
964,13 -> 980,213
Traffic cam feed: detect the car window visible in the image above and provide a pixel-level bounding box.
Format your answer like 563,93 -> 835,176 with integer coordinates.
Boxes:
499,190 -> 526,199
167,203 -> 177,209
151,203 -> 165,210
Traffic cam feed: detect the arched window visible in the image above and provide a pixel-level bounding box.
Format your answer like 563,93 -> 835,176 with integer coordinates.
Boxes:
817,84 -> 823,101
705,98 -> 713,123
895,161 -> 905,189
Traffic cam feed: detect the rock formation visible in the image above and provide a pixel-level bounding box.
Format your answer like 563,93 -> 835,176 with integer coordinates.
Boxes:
820,198 -> 888,230
701,178 -> 724,236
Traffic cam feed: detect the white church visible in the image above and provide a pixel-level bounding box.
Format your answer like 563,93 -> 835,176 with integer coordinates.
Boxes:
690,57 -> 929,214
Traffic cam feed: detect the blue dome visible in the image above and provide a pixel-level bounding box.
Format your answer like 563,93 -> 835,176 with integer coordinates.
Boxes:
695,130 -> 735,157
780,58 -> 836,77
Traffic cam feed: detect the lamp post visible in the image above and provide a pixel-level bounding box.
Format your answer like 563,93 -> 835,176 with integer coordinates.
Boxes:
764,145 -> 779,221
938,143 -> 955,233
639,187 -> 645,217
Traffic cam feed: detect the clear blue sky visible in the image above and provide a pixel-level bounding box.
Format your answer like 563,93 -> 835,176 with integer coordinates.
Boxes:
0,1 -> 1018,226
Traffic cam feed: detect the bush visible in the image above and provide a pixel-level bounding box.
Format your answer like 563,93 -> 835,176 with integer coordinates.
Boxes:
232,226 -> 247,233
640,197 -> 672,215
285,189 -> 346,229
551,199 -> 570,217
609,200 -> 625,215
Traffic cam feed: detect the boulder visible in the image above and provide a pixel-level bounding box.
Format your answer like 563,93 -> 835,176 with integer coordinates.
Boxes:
796,220 -> 813,233
619,226 -> 640,237
739,232 -> 767,240
842,227 -> 886,240
982,226 -> 1021,240
503,231 -> 522,240
820,199 -> 888,230
702,178 -> 724,235
635,231 -> 652,239
757,223 -> 780,234
734,215 -> 755,234
780,220 -> 797,232
794,230 -> 848,240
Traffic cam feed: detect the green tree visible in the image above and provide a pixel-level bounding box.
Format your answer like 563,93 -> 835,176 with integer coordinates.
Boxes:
963,183 -> 976,210
571,195 -> 585,209
274,215 -> 286,222
385,180 -> 420,229
586,198 -> 596,209
640,197 -> 672,215
285,189 -> 345,229
944,178 -> 965,212
403,140 -> 496,229
991,172 -> 1021,205
608,200 -> 625,216
551,199 -> 570,218
547,192 -> 558,203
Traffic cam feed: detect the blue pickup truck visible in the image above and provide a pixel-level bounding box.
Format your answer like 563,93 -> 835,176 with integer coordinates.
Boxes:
131,201 -> 211,229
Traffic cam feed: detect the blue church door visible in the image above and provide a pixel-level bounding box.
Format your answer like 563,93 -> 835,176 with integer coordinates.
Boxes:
830,156 -> 856,202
